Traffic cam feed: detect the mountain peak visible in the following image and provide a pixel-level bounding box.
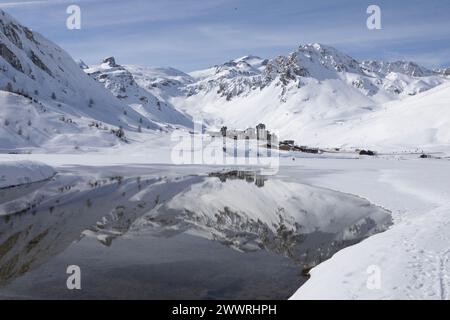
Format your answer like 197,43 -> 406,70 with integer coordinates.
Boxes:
261,43 -> 363,80
102,56 -> 119,68
301,42 -> 330,51
298,43 -> 348,56
233,55 -> 263,63
77,59 -> 89,69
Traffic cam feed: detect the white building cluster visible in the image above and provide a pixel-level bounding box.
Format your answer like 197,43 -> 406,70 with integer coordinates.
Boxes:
208,123 -> 278,146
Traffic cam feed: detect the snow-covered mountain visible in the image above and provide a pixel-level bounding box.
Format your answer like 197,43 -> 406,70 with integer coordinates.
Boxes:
1,8 -> 449,153
127,43 -> 449,150
85,57 -> 192,129
0,10 -> 179,152
180,44 -> 446,103
0,10 -> 166,152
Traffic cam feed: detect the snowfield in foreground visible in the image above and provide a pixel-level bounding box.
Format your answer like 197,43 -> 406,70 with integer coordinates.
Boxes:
288,157 -> 450,299
0,160 -> 55,189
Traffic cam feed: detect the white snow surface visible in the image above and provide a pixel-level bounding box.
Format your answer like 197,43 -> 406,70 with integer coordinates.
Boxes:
287,157 -> 450,299
0,160 -> 54,189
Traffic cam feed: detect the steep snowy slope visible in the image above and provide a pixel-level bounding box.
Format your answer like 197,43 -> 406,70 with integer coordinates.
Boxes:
0,91 -> 127,152
86,58 -> 192,128
0,10 -> 161,152
312,81 -> 450,150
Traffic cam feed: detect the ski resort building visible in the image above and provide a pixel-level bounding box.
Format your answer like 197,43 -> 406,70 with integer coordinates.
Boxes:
208,124 -> 277,144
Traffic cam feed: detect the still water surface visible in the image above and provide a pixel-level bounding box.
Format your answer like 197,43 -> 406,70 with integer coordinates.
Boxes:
0,166 -> 392,299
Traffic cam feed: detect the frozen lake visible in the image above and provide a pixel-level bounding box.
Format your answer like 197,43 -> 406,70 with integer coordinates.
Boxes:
0,165 -> 392,299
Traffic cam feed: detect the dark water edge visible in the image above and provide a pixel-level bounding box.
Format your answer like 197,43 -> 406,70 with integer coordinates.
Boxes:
0,166 -> 392,299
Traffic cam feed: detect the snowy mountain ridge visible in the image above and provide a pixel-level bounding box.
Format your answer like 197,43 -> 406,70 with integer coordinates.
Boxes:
0,8 -> 449,153
130,42 -> 449,150
361,60 -> 435,77
182,43 -> 447,102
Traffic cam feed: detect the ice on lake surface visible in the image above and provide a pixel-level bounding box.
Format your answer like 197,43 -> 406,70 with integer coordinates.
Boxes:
0,165 -> 392,299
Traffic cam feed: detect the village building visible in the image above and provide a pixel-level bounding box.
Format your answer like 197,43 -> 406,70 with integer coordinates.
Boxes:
208,124 -> 277,144
256,123 -> 266,141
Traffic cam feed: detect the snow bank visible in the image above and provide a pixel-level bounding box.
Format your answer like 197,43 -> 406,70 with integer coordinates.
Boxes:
287,157 -> 450,300
0,160 -> 55,189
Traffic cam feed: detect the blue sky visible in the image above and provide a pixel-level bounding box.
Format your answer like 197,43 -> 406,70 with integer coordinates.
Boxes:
2,0 -> 450,71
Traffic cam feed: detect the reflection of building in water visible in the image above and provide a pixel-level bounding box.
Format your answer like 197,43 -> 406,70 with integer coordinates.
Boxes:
255,176 -> 265,188
209,170 -> 267,188
245,175 -> 255,183
256,123 -> 266,141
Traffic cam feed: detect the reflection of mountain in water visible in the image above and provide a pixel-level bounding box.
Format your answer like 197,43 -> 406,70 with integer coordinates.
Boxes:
209,171 -> 267,187
0,170 -> 201,285
134,170 -> 392,272
0,168 -> 391,299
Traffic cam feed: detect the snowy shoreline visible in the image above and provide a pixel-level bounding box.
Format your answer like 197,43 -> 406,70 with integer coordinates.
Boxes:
0,160 -> 55,189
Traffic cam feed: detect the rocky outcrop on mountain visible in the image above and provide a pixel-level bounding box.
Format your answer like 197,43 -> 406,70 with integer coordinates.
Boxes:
183,55 -> 266,100
0,42 -> 22,72
87,57 -> 140,100
102,56 -> 119,68
264,53 -> 309,85
291,43 -> 363,75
